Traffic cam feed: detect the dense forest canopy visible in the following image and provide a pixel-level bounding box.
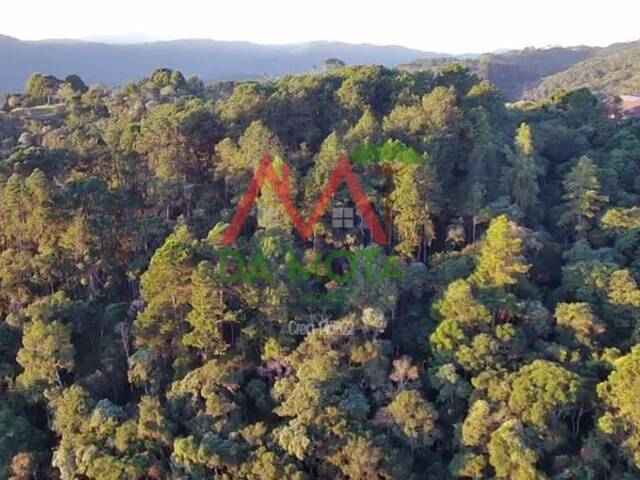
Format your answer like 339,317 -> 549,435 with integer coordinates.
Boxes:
524,42 -> 640,100
401,46 -> 599,100
1,63 -> 640,479
404,40 -> 640,101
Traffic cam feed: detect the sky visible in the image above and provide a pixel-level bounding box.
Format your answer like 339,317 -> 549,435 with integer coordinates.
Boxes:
2,0 -> 639,54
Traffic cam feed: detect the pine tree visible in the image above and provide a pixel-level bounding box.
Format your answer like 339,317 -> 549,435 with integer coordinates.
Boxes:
1,173 -> 28,249
597,345 -> 640,470
256,155 -> 294,232
559,156 -> 608,237
24,169 -> 57,247
216,120 -> 285,203
237,120 -> 284,172
133,224 -> 197,356
183,261 -> 235,357
386,389 -> 439,451
302,131 -> 347,242
555,302 -> 605,350
466,109 -> 500,242
304,131 -> 346,205
503,123 -> 543,217
16,319 -> 75,395
488,420 -> 540,479
508,360 -> 584,431
471,215 -> 530,288
392,163 -> 423,257
344,107 -> 381,148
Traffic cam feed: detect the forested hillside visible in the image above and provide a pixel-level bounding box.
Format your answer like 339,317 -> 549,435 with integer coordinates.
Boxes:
2,64 -> 640,479
401,46 -> 599,100
525,41 -> 640,99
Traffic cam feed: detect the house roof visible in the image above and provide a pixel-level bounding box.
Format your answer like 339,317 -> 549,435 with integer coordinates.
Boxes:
617,95 -> 640,118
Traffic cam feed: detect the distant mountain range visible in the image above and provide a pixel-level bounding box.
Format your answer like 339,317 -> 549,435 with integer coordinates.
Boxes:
2,34 -> 640,101
0,35 -> 447,96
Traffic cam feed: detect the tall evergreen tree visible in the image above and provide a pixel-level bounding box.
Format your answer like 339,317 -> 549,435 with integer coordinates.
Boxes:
183,261 -> 235,358
559,155 -> 608,237
503,123 -> 543,218
471,215 -> 530,288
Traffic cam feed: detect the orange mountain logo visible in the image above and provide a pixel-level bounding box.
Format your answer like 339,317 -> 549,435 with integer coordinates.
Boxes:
220,154 -> 389,245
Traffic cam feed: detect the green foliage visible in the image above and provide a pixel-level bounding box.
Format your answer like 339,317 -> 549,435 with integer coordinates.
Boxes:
508,360 -> 585,430
183,261 -> 234,356
488,420 -> 542,479
555,302 -> 605,350
559,156 -> 608,236
16,319 -> 74,395
133,223 -> 198,354
503,123 -> 543,216
24,73 -> 61,104
386,389 -> 439,448
2,64 -> 640,479
597,345 -> 640,470
471,215 -> 530,287
602,207 -> 640,230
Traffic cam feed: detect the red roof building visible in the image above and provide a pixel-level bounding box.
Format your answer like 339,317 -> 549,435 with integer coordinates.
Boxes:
609,95 -> 640,120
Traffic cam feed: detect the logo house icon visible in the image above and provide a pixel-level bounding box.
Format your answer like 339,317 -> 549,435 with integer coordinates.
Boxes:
220,154 -> 389,245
